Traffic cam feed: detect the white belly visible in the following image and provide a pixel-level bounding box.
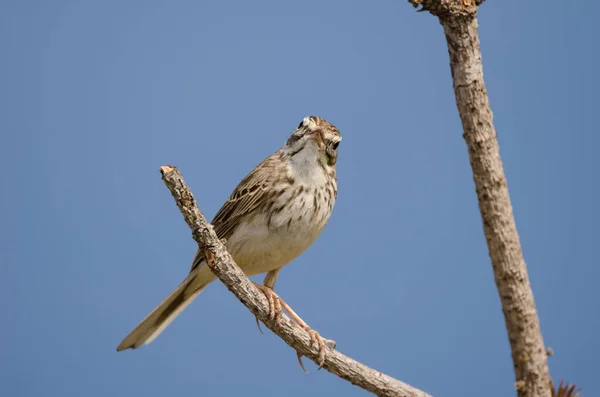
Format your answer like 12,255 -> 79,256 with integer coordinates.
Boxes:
226,184 -> 334,276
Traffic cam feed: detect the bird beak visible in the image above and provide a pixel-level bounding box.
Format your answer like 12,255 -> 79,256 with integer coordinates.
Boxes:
308,130 -> 324,146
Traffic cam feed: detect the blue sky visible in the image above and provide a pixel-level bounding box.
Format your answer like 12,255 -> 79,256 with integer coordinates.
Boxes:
2,1 -> 598,396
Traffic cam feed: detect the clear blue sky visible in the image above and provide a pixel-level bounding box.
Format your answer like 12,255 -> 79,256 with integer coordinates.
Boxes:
2,1 -> 598,396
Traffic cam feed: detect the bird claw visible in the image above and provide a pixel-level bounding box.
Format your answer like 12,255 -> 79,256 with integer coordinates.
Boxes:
299,328 -> 336,370
252,281 -> 335,370
295,330 -> 336,371
255,317 -> 264,334
253,282 -> 283,333
296,351 -> 308,373
278,299 -> 336,369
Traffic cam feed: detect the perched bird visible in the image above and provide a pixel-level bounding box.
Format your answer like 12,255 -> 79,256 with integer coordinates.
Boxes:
117,116 -> 341,357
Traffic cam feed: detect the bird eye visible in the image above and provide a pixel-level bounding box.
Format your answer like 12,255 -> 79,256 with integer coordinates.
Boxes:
297,120 -> 305,129
332,141 -> 340,150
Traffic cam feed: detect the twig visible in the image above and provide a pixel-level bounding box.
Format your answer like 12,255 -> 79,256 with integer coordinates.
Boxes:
159,165 -> 431,397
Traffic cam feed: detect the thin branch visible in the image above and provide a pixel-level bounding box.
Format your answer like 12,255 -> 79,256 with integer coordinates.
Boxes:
406,1 -> 551,396
159,165 -> 432,397
550,380 -> 581,397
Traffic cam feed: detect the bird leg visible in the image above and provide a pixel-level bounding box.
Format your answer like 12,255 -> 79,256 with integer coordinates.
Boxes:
252,274 -> 336,370
252,282 -> 283,322
275,295 -> 336,370
253,269 -> 284,331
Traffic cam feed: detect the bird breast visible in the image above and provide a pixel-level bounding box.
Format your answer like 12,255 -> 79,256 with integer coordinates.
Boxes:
226,182 -> 336,277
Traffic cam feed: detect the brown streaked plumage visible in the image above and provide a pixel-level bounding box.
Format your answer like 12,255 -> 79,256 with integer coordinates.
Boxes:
117,116 -> 341,357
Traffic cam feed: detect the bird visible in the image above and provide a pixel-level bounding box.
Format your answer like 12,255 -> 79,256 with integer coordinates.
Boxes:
117,116 -> 341,361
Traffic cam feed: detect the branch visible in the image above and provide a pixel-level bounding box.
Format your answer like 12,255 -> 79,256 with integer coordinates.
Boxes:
159,165 -> 432,397
406,1 -> 551,396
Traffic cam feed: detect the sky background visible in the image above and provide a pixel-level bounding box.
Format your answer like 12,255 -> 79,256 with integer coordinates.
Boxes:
2,1 -> 598,396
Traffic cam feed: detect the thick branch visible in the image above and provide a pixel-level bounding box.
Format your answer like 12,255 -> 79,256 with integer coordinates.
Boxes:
407,1 -> 551,396
159,165 -> 431,397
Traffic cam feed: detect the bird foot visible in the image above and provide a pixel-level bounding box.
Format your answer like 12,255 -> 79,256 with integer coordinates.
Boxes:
252,282 -> 335,370
252,282 -> 283,324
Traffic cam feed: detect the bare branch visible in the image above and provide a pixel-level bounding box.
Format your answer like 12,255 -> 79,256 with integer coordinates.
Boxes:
159,165 -> 432,397
406,1 -> 551,396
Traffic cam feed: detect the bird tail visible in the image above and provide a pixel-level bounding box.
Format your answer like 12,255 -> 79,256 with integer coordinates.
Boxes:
117,269 -> 208,351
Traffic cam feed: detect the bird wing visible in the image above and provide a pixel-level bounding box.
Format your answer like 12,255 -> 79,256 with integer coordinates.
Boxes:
189,152 -> 283,272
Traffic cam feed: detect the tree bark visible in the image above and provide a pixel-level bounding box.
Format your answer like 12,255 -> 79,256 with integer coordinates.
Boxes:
407,1 -> 551,396
159,165 -> 432,397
